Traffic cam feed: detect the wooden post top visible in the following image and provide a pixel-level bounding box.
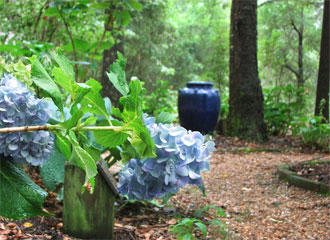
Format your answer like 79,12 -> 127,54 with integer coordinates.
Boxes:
96,160 -> 120,197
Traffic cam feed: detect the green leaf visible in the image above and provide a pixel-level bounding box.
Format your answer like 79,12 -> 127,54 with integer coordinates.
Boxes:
120,141 -> 137,163
156,112 -> 176,124
119,78 -> 144,114
0,157 -> 49,220
62,38 -> 90,52
195,222 -> 207,237
30,56 -> 63,112
70,84 -> 91,115
125,117 -> 156,158
114,78 -> 156,158
0,44 -> 20,52
198,183 -> 206,197
81,116 -> 98,126
128,0 -> 143,10
51,51 -> 75,81
106,52 -> 129,96
94,130 -> 129,149
119,10 -> 131,26
40,147 -> 66,192
89,41 -> 113,52
52,67 -> 78,97
60,109 -> 84,130
44,7 -> 60,17
90,2 -> 109,9
182,233 -> 193,240
69,142 -> 98,188
55,132 -> 72,160
83,144 -> 101,162
80,79 -> 109,119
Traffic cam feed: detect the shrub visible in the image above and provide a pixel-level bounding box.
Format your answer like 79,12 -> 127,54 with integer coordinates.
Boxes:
143,80 -> 177,117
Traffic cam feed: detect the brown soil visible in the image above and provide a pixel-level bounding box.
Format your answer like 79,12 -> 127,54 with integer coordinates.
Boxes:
290,161 -> 330,184
1,136 -> 329,240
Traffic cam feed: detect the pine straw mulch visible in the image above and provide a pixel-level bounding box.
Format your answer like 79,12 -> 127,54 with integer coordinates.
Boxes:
0,135 -> 329,239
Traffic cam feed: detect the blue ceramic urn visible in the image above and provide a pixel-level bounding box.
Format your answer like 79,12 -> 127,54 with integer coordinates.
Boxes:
178,81 -> 221,133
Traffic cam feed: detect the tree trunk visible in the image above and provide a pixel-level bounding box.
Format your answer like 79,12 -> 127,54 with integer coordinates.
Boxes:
101,34 -> 124,107
284,7 -> 305,108
315,0 -> 329,121
227,0 -> 267,142
296,7 -> 305,106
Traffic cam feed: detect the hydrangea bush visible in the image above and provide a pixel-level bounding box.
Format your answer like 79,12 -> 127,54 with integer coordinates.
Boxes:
0,74 -> 54,166
0,52 -> 214,221
118,115 -> 215,201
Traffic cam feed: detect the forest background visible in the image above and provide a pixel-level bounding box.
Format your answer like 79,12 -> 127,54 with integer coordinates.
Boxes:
0,0 -> 328,149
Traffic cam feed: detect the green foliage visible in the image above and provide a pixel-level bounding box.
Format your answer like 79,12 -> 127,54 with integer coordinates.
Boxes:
170,217 -> 207,240
143,80 -> 177,117
0,159 -> 49,219
263,84 -> 329,150
171,205 -> 231,240
125,0 -> 230,90
258,0 -> 323,111
156,111 -> 177,124
30,55 -> 64,112
0,57 -> 33,88
40,147 -> 66,192
219,88 -> 229,119
293,116 -> 330,150
263,85 -> 302,136
106,52 -> 129,96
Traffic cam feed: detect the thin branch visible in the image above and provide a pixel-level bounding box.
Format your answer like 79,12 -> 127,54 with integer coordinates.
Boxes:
57,7 -> 79,81
0,125 -> 122,134
291,19 -> 302,38
284,64 -> 299,78
258,0 -> 279,8
47,25 -> 58,42
0,125 -> 48,133
34,0 -> 50,35
80,14 -> 113,81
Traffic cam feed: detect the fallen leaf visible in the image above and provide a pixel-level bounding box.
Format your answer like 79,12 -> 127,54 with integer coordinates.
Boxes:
122,217 -> 135,222
167,218 -> 177,225
6,223 -> 16,228
23,222 -> 33,228
16,229 -> 23,238
56,222 -> 63,228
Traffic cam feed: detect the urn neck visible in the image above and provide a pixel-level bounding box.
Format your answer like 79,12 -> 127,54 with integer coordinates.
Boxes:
186,81 -> 213,88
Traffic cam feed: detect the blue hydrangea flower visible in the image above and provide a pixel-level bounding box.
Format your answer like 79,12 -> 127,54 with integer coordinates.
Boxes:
0,74 -> 54,166
117,115 -> 215,201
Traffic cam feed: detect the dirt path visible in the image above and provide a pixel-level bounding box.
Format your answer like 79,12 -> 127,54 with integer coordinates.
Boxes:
171,136 -> 330,239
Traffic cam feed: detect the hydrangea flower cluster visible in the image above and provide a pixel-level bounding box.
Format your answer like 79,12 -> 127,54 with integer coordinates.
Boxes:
118,115 -> 215,201
0,74 -> 54,166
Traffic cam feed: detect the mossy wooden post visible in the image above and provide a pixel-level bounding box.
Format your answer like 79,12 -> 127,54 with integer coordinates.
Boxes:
63,160 -> 119,239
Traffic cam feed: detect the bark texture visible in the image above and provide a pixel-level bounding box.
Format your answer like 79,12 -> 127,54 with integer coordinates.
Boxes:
314,0 -> 329,121
227,0 -> 267,142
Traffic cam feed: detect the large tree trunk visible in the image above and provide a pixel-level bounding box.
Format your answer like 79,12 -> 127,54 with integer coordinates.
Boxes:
314,0 -> 329,121
227,0 -> 267,142
101,34 -> 124,107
